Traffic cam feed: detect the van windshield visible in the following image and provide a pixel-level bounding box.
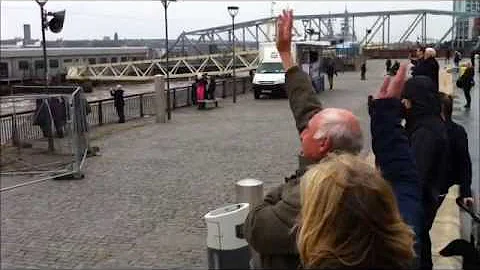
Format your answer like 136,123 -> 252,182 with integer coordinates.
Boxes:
256,63 -> 284,74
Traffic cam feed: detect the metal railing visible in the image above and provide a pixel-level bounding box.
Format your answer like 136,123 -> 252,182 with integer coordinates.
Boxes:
1,77 -> 252,145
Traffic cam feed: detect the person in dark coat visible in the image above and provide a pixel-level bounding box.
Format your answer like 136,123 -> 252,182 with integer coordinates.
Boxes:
49,97 -> 67,138
360,62 -> 366,80
385,58 -> 392,73
412,48 -> 440,92
445,49 -> 451,64
110,85 -> 125,123
207,75 -> 216,100
401,75 -> 450,270
245,10 -> 422,269
454,51 -> 461,67
33,98 -> 53,138
191,77 -> 198,105
459,62 -> 475,108
325,58 -> 337,90
439,93 -> 473,206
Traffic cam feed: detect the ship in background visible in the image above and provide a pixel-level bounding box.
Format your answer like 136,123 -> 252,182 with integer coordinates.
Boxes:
267,2 -> 360,58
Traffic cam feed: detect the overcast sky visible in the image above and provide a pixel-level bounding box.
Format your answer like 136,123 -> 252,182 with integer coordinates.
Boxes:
1,1 -> 454,43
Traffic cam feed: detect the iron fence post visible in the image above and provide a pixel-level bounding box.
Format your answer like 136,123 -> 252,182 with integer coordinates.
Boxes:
98,101 -> 103,126
222,80 -> 226,98
139,94 -> 144,117
173,88 -> 177,110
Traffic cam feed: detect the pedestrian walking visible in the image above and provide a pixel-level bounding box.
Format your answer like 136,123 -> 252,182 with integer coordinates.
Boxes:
471,51 -> 476,68
325,58 -> 337,90
360,62 -> 366,80
445,49 -> 451,65
454,51 -> 461,67
457,62 -> 475,109
110,84 -> 125,123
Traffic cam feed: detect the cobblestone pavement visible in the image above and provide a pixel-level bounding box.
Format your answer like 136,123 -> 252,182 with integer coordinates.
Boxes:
0,59 -> 475,269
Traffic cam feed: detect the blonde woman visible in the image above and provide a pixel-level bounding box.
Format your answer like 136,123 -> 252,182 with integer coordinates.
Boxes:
298,154 -> 416,269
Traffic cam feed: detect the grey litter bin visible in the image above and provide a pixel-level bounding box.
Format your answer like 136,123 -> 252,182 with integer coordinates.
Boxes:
204,203 -> 250,269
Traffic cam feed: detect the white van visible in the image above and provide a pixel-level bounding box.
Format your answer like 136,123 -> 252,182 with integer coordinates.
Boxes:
252,41 -> 330,99
252,42 -> 296,99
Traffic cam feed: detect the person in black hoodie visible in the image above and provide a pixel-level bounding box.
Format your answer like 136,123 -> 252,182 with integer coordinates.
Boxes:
401,75 -> 449,270
439,92 -> 474,206
412,48 -> 440,92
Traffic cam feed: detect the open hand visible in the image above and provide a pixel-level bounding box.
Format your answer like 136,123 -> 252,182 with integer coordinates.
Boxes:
276,9 -> 293,54
376,63 -> 408,99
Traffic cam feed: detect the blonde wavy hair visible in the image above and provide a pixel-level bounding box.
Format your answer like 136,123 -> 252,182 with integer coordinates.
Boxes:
297,153 -> 415,269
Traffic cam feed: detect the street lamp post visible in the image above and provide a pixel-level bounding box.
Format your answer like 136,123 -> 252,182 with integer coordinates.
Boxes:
35,0 -> 49,87
162,0 -> 176,120
228,6 -> 239,103
302,19 -> 309,41
34,0 -> 65,152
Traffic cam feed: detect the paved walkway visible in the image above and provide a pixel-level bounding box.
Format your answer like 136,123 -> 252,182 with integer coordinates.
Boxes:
0,59 -> 477,269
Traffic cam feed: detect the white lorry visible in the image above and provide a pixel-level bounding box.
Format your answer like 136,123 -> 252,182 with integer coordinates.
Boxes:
252,41 -> 331,99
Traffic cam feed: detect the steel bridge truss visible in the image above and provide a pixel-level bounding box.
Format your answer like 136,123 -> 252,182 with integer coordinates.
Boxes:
67,9 -> 479,81
67,50 -> 259,81
172,9 -> 480,55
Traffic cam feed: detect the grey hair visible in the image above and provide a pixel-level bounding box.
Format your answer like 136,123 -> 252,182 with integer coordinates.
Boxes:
425,47 -> 436,58
313,111 -> 363,154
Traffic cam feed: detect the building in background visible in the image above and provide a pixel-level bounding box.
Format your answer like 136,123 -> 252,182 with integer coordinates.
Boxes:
454,0 -> 480,42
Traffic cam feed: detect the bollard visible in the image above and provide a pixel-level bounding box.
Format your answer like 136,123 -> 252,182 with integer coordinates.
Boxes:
235,179 -> 264,208
205,203 -> 250,269
154,75 -> 166,123
236,179 -> 264,269
476,54 -> 479,73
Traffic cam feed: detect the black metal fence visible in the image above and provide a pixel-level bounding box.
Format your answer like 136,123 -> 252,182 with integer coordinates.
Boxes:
1,77 -> 252,145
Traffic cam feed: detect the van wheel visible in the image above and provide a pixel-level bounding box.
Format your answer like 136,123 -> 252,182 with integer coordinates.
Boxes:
254,90 -> 260,99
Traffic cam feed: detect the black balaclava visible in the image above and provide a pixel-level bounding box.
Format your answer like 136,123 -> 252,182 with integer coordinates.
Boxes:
401,76 -> 441,124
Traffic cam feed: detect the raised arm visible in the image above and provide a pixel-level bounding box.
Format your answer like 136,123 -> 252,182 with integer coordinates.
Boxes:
277,10 -> 322,134
369,64 -> 423,256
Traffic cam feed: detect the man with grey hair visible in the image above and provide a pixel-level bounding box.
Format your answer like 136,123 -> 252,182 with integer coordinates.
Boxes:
244,10 -> 364,269
245,9 -> 423,270
412,47 -> 439,91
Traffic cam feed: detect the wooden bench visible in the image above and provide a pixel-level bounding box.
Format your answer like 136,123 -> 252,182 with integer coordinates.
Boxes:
197,98 -> 223,110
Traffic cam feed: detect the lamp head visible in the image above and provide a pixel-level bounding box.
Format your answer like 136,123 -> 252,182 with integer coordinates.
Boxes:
36,0 -> 48,6
48,10 -> 65,33
228,6 -> 239,17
